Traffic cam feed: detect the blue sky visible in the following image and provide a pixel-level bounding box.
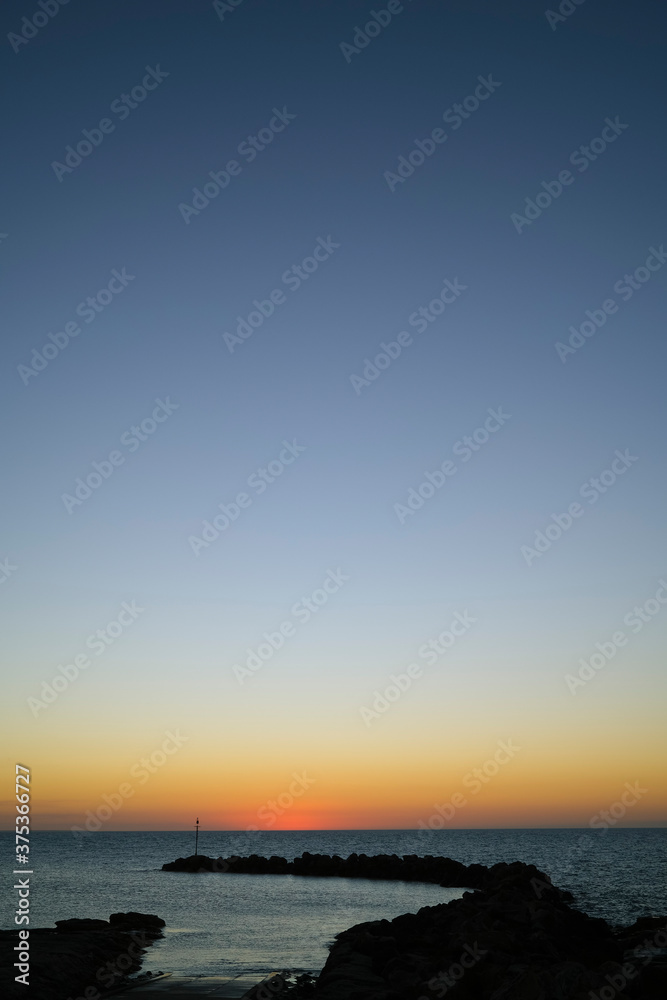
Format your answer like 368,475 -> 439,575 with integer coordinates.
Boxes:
1,0 -> 666,828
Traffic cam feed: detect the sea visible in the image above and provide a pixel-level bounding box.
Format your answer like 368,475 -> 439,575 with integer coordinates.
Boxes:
2,829 -> 665,977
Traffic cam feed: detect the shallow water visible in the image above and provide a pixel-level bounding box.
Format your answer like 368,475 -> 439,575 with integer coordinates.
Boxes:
2,828 -> 665,975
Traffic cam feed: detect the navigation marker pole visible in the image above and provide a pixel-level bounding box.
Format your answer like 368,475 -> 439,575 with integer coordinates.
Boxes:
194,817 -> 200,856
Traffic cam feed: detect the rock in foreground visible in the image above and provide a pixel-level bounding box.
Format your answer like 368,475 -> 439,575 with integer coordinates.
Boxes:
314,861 -> 667,999
0,912 -> 165,1000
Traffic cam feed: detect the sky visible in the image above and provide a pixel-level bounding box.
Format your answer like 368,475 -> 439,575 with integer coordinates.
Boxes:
1,0 -> 666,833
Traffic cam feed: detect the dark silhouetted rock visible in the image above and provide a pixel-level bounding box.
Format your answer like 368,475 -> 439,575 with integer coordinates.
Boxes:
312,861 -> 667,999
161,851 -> 492,887
54,917 -> 109,932
0,911 -> 164,1000
109,911 -> 165,936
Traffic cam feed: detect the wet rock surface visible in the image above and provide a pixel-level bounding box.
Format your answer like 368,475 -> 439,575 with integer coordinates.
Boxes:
0,911 -> 165,1000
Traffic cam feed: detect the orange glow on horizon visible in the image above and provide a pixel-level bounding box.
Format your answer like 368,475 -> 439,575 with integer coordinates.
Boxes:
5,702 -> 666,832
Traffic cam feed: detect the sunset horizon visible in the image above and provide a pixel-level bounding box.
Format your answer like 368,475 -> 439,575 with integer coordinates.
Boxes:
2,1 -> 665,996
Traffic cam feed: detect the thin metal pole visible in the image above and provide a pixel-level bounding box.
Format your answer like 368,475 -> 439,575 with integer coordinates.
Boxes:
195,817 -> 199,856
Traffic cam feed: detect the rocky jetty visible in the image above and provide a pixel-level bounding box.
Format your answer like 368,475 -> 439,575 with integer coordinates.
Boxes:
162,851 -> 494,888
314,862 -> 667,999
0,911 -> 165,1000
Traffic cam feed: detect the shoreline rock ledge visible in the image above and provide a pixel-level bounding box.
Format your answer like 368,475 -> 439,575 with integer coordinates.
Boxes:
0,911 -> 165,1000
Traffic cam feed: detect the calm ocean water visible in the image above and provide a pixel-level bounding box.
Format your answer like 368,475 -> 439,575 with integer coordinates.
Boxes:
2,829 -> 665,976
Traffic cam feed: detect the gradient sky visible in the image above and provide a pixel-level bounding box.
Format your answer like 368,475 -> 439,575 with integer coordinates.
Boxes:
2,0 -> 666,832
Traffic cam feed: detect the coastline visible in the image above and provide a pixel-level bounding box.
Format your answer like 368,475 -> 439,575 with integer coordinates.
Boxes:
6,855 -> 666,998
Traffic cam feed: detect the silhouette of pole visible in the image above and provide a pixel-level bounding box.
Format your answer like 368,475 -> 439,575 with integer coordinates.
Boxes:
194,817 -> 200,856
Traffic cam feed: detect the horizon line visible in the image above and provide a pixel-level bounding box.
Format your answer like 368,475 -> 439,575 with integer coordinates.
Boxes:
8,825 -> 666,833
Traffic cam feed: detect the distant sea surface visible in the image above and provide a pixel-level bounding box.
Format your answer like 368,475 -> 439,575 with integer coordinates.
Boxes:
2,829 -> 665,977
